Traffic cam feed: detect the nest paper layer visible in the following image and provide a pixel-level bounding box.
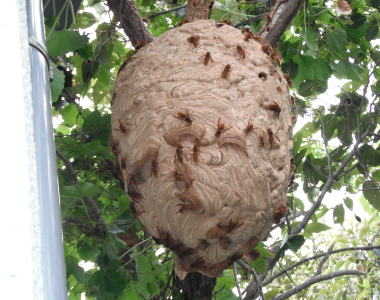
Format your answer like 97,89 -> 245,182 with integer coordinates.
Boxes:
111,19 -> 294,278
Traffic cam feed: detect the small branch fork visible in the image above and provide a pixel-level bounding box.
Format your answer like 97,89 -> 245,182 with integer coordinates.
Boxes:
271,270 -> 365,300
262,245 -> 380,286
234,262 -> 243,300
56,149 -> 109,236
238,260 -> 264,299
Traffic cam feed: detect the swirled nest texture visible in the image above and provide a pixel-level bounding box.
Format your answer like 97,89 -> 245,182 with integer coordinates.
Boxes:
111,19 -> 294,279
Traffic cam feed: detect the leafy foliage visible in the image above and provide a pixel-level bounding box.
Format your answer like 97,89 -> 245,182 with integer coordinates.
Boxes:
46,0 -> 380,299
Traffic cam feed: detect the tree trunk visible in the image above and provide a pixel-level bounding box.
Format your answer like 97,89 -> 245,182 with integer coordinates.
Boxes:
181,272 -> 217,300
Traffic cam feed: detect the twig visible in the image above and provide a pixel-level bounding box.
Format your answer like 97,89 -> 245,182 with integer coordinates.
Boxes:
234,13 -> 270,28
139,4 -> 186,19
271,270 -> 365,300
118,237 -> 152,261
278,261 -> 297,286
56,149 -> 109,235
314,242 -> 335,276
160,270 -> 175,300
238,260 -> 264,300
262,245 -> 380,286
233,262 -> 243,300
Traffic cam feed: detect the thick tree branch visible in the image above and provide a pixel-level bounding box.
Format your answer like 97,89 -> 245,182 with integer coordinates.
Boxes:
184,0 -> 209,21
263,0 -> 303,46
271,270 -> 365,300
56,149 -> 109,236
107,0 -> 154,47
262,245 -> 380,286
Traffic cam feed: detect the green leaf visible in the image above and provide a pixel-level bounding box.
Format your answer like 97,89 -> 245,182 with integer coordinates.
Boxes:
75,12 -> 98,29
81,61 -> 100,86
249,256 -> 267,274
135,253 -> 161,298
47,29 -> 88,57
358,291 -> 371,300
293,131 -> 303,154
363,181 -> 380,211
330,60 -> 363,81
315,58 -> 332,81
303,156 -> 314,179
281,60 -> 298,78
78,241 -> 99,261
298,80 -> 317,97
348,12 -> 367,29
114,210 -> 134,232
100,269 -> 127,296
287,235 -> 305,252
372,170 -> 380,182
359,144 -> 380,166
337,121 -> 352,146
124,287 -> 144,300
326,27 -> 348,52
372,248 -> 380,258
254,242 -> 274,258
103,233 -> 125,260
304,27 -> 319,51
214,275 -> 239,300
96,66 -> 111,90
304,222 -> 331,234
333,204 -> 345,224
109,224 -> 125,235
294,148 -> 307,167
365,23 -> 379,41
344,197 -> 353,210
50,62 -> 65,103
96,40 -> 113,66
264,289 -> 280,300
61,182 -> 101,200
76,43 -> 95,60
292,55 -> 316,80
88,270 -> 104,286
60,103 -> 79,127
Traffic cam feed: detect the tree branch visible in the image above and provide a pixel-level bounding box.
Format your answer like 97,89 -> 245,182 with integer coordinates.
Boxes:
233,262 -> 243,300
314,242 -> 335,277
143,4 -> 186,19
238,260 -> 264,300
56,149 -> 109,236
264,0 -> 303,46
262,245 -> 380,286
271,270 -> 365,300
184,0 -> 209,21
234,13 -> 270,28
107,0 -> 154,47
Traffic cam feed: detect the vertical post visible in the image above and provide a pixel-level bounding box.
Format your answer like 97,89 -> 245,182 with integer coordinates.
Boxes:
26,0 -> 68,299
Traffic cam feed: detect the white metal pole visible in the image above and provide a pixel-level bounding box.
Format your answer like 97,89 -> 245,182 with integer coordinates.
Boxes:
26,0 -> 68,299
0,0 -> 68,299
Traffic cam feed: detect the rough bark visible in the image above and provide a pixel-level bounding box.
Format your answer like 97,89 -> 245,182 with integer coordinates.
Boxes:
184,0 -> 209,21
107,0 -> 154,47
263,0 -> 303,46
181,272 -> 217,300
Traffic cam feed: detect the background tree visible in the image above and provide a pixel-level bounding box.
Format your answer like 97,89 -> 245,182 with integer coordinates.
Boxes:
46,0 -> 380,299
